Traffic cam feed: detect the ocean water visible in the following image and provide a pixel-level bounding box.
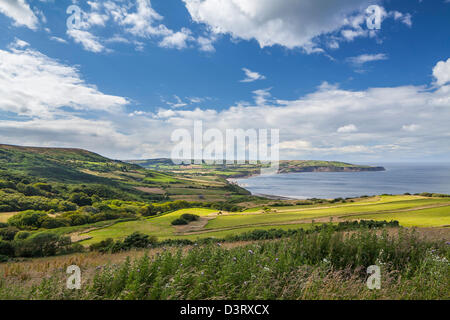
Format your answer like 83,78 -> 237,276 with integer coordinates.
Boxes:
234,163 -> 450,199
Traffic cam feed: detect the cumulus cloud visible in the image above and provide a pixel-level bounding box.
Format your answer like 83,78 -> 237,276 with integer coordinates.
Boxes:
433,58 -> 450,86
64,0 -> 211,53
1,42 -> 449,161
240,68 -> 266,83
0,0 -> 39,30
0,41 -> 128,117
182,0 -> 411,52
159,28 -> 193,50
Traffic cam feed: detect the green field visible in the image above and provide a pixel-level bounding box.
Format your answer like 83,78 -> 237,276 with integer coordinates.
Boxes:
347,205 -> 450,227
81,195 -> 450,244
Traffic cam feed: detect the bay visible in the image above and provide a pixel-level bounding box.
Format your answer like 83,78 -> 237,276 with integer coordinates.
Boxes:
234,163 -> 450,199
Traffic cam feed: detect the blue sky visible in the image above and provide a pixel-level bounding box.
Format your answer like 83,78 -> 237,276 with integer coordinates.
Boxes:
0,0 -> 449,163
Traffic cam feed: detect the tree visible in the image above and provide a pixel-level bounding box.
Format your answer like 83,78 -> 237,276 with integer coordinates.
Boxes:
8,210 -> 48,229
69,192 -> 92,206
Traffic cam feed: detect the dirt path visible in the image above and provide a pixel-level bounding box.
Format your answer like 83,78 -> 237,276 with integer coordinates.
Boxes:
69,223 -> 116,243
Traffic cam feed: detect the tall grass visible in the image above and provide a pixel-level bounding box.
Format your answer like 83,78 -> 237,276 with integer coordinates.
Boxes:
0,228 -> 448,300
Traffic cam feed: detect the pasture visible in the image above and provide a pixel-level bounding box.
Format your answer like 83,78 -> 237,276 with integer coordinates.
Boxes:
81,195 -> 450,245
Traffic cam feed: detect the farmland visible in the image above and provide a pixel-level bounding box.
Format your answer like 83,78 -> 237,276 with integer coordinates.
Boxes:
80,195 -> 450,245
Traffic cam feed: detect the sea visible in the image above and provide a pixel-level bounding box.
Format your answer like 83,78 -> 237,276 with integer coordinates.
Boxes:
234,163 -> 450,199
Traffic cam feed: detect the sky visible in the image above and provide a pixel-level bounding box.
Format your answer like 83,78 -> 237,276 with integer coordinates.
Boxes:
0,0 -> 449,163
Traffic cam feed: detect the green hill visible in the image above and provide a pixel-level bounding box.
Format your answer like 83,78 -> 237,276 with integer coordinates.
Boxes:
0,144 -> 140,183
127,158 -> 385,178
0,144 -> 250,206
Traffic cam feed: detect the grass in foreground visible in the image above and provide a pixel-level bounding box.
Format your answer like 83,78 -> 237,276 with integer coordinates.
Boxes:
0,228 -> 448,300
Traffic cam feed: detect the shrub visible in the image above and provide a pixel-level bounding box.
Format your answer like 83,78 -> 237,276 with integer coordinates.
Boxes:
69,192 -> 92,206
89,232 -> 157,253
7,210 -> 48,229
14,231 -> 31,240
33,183 -> 52,192
0,240 -> 14,257
123,232 -> 156,249
39,217 -> 70,229
14,232 -> 72,257
0,226 -> 19,241
171,218 -> 188,225
89,238 -> 114,253
57,201 -> 77,211
180,214 -> 199,222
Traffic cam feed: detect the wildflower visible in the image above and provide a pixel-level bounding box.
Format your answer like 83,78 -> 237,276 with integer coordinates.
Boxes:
233,257 -> 237,262
201,271 -> 204,275
248,249 -> 254,255
446,241 -> 450,246
263,267 -> 271,272
275,258 -> 279,262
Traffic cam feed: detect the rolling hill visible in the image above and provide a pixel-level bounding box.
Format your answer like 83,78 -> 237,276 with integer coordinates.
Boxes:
127,158 -> 385,178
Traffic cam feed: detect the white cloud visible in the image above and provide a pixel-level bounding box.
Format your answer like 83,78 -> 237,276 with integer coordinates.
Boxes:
240,68 -> 266,83
392,11 -> 412,27
0,41 -> 128,117
64,0 -> 209,52
252,88 -> 272,106
166,95 -> 188,108
183,0 -> 379,50
159,28 -> 193,49
67,29 -> 106,53
402,124 -> 420,132
347,53 -> 388,66
279,140 -> 312,150
1,44 -> 449,161
8,38 -> 30,49
0,0 -> 39,30
433,58 -> 450,86
183,0 -> 413,52
50,36 -> 68,44
197,34 -> 216,52
337,124 -> 358,133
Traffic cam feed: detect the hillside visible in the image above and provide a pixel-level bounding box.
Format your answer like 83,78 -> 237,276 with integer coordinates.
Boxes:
0,144 -> 251,205
127,158 -> 385,178
0,144 -> 140,183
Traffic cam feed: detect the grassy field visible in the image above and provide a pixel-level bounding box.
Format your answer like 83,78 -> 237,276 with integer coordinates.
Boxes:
347,205 -> 450,227
80,195 -> 450,245
0,212 -> 18,223
2,228 -> 448,300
